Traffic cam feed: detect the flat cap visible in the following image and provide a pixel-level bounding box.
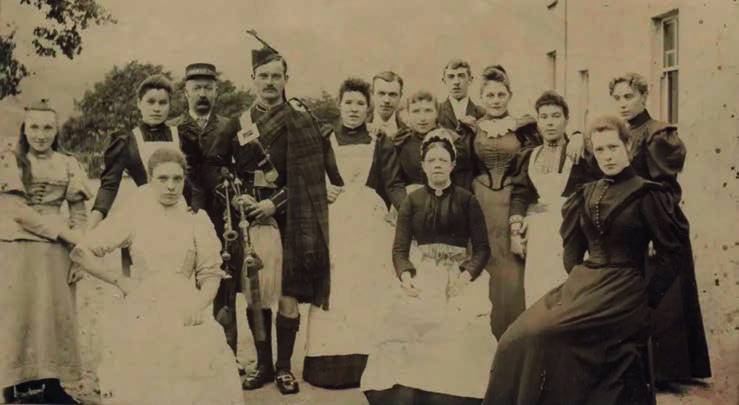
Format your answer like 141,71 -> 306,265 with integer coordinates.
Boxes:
185,63 -> 217,80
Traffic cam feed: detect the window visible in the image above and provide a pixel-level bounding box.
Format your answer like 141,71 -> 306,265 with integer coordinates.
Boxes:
657,13 -> 679,124
578,70 -> 590,130
547,51 -> 557,90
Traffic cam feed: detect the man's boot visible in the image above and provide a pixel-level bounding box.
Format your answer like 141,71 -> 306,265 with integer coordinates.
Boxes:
274,313 -> 300,395
242,308 -> 275,390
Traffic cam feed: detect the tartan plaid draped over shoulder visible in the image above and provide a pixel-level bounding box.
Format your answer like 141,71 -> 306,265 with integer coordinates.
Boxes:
256,102 -> 331,308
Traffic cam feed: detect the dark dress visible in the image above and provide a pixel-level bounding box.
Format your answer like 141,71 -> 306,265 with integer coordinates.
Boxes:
362,185 -> 491,404
471,114 -> 541,340
582,110 -> 710,380
483,167 -> 688,405
627,110 -> 710,381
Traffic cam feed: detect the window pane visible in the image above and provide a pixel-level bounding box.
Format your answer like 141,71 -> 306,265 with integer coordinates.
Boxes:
664,51 -> 676,68
668,71 -> 679,124
664,20 -> 676,52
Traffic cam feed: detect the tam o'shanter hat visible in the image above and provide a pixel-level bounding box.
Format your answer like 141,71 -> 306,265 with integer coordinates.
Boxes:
246,29 -> 282,70
24,98 -> 55,112
185,63 -> 217,80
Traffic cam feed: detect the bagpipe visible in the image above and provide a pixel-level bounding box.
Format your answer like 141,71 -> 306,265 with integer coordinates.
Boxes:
215,166 -> 269,342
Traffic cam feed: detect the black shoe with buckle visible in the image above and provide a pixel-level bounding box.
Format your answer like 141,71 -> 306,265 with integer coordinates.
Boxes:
275,369 -> 299,395
241,367 -> 275,391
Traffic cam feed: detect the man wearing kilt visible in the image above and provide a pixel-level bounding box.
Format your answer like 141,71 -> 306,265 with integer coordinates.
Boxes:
234,37 -> 342,395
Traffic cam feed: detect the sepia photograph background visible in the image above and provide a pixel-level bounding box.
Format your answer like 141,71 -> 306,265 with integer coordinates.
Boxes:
1,0 -> 737,404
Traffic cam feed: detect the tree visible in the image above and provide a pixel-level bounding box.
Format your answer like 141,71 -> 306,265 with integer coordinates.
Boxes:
59,61 -> 254,177
300,90 -> 339,125
170,77 -> 255,121
0,0 -> 116,99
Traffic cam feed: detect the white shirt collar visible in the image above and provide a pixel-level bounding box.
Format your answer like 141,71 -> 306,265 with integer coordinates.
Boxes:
373,110 -> 399,134
449,96 -> 470,120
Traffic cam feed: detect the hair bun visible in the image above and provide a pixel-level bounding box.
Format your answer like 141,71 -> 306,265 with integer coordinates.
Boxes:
421,128 -> 458,161
481,64 -> 508,81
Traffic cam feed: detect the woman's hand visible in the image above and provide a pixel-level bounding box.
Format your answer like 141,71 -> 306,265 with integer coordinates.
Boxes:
510,220 -> 527,258
185,278 -> 218,326
447,270 -> 472,298
459,115 -> 478,130
327,184 -> 343,204
400,271 -> 421,298
59,228 -> 83,246
67,264 -> 85,284
184,306 -> 206,327
566,131 -> 585,163
88,210 -> 104,230
648,241 -> 657,258
511,234 -> 527,258
115,277 -> 136,298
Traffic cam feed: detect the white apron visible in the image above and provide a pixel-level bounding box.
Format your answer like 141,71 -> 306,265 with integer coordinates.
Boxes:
523,145 -> 572,307
132,125 -> 181,175
305,134 -> 396,357
361,244 -> 495,399
91,189 -> 243,405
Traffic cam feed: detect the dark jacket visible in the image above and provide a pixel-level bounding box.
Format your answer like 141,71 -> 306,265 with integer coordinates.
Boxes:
93,123 -> 179,217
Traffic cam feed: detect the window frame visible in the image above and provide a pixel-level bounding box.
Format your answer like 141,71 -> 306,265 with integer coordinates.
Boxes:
654,11 -> 679,124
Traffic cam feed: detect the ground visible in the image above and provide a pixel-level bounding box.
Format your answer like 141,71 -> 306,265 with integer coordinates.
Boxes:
61,178 -> 734,404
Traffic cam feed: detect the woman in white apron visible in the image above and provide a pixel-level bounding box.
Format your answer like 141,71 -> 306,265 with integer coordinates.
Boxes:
509,91 -> 592,307
89,74 -> 183,228
302,78 -> 397,388
70,148 -> 243,405
362,129 -> 493,405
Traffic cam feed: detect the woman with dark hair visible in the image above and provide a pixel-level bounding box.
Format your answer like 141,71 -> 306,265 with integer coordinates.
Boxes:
1,99 -> 89,404
508,90 -> 592,306
70,147 -> 243,405
362,129 -> 492,404
302,77 -> 395,388
483,116 -> 688,405
89,73 -> 183,227
608,72 -> 710,384
472,65 -> 583,339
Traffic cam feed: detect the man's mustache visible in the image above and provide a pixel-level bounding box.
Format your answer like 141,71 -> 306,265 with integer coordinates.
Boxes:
196,98 -> 211,106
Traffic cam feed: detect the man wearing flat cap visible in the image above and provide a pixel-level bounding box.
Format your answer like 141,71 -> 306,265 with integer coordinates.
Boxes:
234,37 -> 342,395
167,63 -> 242,362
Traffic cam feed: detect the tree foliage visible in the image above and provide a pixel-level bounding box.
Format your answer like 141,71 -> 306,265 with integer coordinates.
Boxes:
0,0 -> 116,99
0,30 -> 30,98
59,61 -> 254,177
300,90 -> 339,126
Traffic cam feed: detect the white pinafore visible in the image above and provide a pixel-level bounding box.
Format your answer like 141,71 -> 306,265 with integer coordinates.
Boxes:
132,125 -> 181,176
523,145 -> 573,307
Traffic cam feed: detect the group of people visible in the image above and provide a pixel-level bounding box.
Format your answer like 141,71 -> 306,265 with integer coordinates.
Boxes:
1,34 -> 711,405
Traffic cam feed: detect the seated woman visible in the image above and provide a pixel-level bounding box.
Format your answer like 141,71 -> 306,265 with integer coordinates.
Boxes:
70,148 -> 243,405
483,116 -> 689,405
362,129 -> 492,405
1,99 -> 89,404
508,91 -> 593,307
